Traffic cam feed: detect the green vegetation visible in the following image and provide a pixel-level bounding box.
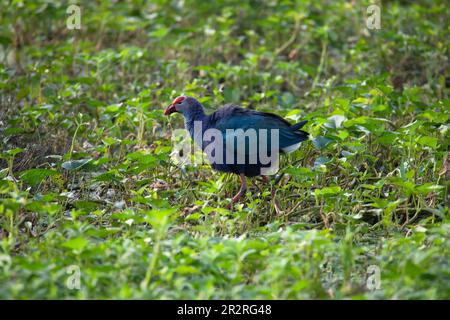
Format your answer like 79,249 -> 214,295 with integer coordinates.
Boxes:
0,0 -> 449,299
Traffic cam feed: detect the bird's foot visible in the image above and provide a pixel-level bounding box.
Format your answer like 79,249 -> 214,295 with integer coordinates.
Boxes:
225,201 -> 238,211
226,192 -> 244,210
226,174 -> 247,211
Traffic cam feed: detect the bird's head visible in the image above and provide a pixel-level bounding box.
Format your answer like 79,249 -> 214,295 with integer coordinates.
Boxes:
164,96 -> 204,117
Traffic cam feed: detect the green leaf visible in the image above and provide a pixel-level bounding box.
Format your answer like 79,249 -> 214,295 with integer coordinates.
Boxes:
175,265 -> 200,275
62,237 -> 89,251
74,200 -> 100,211
313,156 -> 331,168
325,115 -> 347,129
5,148 -> 24,157
150,27 -> 169,38
4,127 -> 25,136
417,136 -> 438,148
20,169 -> 59,186
145,208 -> 177,231
312,136 -> 333,149
280,92 -> 295,106
415,183 -> 444,194
62,159 -> 92,170
376,132 -> 398,145
185,212 -> 202,221
223,87 -> 240,103
314,186 -> 342,196
285,167 -> 314,178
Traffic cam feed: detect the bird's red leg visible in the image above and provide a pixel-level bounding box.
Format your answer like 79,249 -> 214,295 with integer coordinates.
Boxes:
262,176 -> 282,215
226,173 -> 247,210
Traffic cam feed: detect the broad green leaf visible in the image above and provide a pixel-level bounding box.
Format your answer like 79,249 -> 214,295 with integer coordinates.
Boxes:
312,136 -> 333,149
62,237 -> 89,251
416,183 -> 444,194
417,136 -> 438,148
325,115 -> 347,129
5,148 -> 24,157
62,158 -> 92,170
314,186 -> 342,196
20,169 -> 59,186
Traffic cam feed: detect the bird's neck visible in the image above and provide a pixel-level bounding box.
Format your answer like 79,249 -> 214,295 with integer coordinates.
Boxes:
184,110 -> 207,138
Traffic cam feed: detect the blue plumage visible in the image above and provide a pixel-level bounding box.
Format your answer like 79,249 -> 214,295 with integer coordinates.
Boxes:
165,96 -> 308,177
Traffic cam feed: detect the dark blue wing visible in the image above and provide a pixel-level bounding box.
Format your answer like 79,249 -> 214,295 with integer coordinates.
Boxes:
210,106 -> 308,153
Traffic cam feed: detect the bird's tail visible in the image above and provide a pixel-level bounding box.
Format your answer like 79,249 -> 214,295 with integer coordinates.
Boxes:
291,120 -> 307,131
290,120 -> 309,142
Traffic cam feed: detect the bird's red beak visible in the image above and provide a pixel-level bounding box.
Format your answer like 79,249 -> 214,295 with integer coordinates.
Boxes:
164,104 -> 177,115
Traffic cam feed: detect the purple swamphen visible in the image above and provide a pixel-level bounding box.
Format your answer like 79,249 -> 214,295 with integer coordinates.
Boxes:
164,96 -> 308,212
